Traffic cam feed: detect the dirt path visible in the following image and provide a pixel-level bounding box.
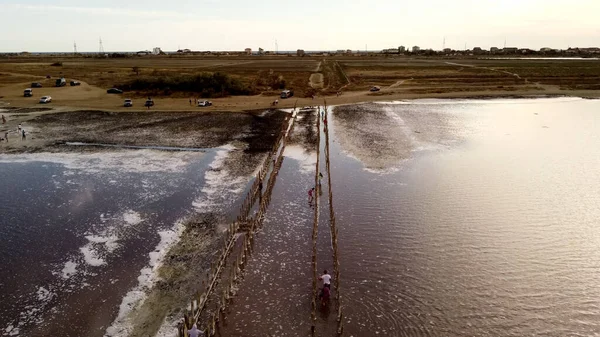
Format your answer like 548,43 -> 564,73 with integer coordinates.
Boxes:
445,61 -> 532,82
310,73 -> 325,89
387,78 -> 413,89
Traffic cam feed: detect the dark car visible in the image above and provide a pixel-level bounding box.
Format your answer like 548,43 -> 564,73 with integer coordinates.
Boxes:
31,82 -> 42,88
107,88 -> 123,94
70,81 -> 81,86
144,99 -> 154,107
370,86 -> 381,92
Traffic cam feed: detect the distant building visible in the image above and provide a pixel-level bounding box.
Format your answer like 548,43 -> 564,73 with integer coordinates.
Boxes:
136,50 -> 151,55
258,47 -> 264,55
412,46 -> 420,53
383,48 -> 399,54
490,47 -> 499,54
152,47 -> 163,55
398,46 -> 406,53
503,47 -> 518,54
580,47 -> 600,54
346,49 -> 353,54
244,48 -> 252,55
297,49 -> 305,57
473,47 -> 484,55
443,48 -> 452,54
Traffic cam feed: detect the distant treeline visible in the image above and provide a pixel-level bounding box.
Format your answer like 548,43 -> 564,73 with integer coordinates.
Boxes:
119,72 -> 255,97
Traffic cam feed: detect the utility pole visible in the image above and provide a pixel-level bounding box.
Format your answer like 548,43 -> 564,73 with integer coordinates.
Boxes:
99,37 -> 104,54
73,41 -> 77,55
443,36 -> 446,50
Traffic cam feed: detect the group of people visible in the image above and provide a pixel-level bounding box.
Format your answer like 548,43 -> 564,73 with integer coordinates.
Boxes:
0,117 -> 26,142
307,173 -> 324,204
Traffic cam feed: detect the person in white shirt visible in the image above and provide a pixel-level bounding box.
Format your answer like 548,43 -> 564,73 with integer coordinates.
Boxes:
319,270 -> 332,289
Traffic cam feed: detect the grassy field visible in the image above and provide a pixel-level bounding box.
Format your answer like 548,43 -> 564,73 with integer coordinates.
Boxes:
0,55 -> 320,97
336,57 -> 600,93
0,55 -> 599,111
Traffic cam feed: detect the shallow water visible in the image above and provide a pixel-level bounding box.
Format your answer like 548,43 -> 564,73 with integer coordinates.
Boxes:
0,150 -> 216,336
330,98 -> 600,336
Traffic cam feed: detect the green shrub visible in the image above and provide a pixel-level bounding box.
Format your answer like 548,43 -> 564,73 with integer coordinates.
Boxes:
118,72 -> 255,97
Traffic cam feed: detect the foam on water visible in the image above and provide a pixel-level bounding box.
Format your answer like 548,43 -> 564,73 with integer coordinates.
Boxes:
104,222 -> 185,337
0,150 -> 203,174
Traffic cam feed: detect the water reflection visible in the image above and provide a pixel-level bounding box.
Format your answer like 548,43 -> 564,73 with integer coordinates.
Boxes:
332,98 -> 600,336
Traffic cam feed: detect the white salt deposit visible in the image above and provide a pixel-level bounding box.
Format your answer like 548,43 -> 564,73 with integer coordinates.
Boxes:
192,144 -> 246,212
61,260 -> 78,279
123,210 -> 143,226
80,244 -> 106,267
0,150 -> 204,174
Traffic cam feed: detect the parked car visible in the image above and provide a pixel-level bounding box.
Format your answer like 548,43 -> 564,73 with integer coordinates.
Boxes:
24,88 -> 33,97
197,100 -> 212,107
370,86 -> 381,92
39,96 -> 52,103
55,78 -> 66,87
124,99 -> 133,107
31,82 -> 42,88
70,81 -> 81,86
107,88 -> 123,94
280,89 -> 294,99
144,99 -> 154,107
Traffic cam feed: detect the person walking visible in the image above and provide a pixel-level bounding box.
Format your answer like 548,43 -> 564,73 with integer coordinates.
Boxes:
308,187 -> 315,204
189,98 -> 192,106
1,114 -> 5,124
21,129 -> 26,140
319,269 -> 332,289
187,324 -> 205,337
318,172 -> 323,187
5,131 -> 8,142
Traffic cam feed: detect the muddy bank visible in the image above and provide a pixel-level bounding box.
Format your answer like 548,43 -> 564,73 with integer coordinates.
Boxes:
288,107 -> 318,150
332,102 -> 463,171
0,108 -> 286,154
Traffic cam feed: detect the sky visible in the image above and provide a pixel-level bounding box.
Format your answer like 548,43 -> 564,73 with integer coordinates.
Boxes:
0,0 -> 598,52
